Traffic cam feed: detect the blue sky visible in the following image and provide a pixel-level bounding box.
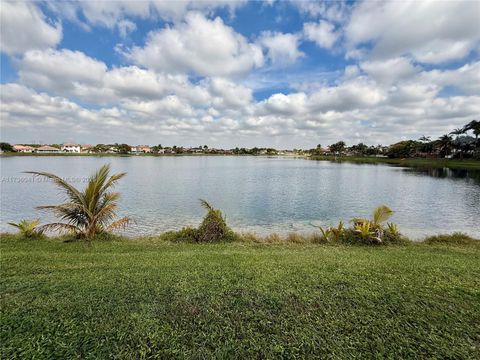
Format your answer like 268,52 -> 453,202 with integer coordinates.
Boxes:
1,1 -> 479,148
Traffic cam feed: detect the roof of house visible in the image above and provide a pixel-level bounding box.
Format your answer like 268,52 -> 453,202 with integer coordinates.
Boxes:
37,146 -> 59,151
13,145 -> 34,150
62,143 -> 80,147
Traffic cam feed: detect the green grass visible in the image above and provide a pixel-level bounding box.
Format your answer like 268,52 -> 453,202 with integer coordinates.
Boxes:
1,234 -> 479,359
309,155 -> 480,169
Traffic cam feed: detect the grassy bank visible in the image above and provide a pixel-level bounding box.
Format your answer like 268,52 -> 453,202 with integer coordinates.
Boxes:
309,155 -> 480,169
1,233 -> 479,359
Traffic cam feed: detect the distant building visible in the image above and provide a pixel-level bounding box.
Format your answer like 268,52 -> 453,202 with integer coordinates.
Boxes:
131,145 -> 151,153
36,146 -> 60,153
81,145 -> 93,153
13,145 -> 35,153
61,143 -> 81,153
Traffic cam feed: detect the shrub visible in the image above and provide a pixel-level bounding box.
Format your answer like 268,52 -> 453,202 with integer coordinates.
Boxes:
197,200 -> 237,243
162,227 -> 199,243
423,232 -> 478,246
164,200 -> 237,243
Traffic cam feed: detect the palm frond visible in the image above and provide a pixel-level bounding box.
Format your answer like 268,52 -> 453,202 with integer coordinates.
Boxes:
372,205 -> 394,225
199,199 -> 214,211
38,223 -> 80,234
24,171 -> 85,207
105,217 -> 130,232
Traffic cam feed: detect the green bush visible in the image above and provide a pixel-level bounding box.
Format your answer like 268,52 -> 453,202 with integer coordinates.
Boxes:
162,227 -> 199,243
163,200 -> 238,243
423,232 -> 478,246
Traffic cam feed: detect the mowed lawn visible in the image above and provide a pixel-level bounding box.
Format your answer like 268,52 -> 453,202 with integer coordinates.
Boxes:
1,237 -> 479,359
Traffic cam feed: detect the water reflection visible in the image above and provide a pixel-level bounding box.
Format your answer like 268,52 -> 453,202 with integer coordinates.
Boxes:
402,167 -> 480,184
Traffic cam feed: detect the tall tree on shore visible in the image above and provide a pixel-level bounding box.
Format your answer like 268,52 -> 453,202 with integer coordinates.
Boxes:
436,135 -> 454,157
463,120 -> 480,148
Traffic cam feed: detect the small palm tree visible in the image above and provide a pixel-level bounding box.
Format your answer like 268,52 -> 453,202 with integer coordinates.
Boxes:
26,164 -> 129,240
352,205 -> 394,243
8,219 -> 43,238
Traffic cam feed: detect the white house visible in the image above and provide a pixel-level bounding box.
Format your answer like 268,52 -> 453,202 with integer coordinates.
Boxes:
61,143 -> 81,153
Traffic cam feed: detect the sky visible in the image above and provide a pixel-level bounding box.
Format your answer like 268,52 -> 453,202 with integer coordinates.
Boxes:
0,0 -> 479,148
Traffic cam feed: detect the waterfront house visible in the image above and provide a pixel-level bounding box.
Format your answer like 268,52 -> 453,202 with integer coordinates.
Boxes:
35,146 -> 60,153
61,143 -> 81,153
131,145 -> 151,153
13,145 -> 35,153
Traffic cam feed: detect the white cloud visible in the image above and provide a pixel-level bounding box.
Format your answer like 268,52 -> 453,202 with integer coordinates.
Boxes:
345,0 -> 480,64
0,1 -> 62,54
359,57 -> 420,86
125,12 -> 264,77
47,0 -> 246,29
303,20 -> 340,49
258,31 -> 303,65
117,19 -> 137,38
293,1 -> 349,24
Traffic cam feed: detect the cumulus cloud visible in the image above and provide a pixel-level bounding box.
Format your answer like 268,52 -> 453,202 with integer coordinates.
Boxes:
2,1 -> 480,148
258,31 -> 304,65
17,49 -> 106,92
46,0 -> 246,29
125,12 -> 264,77
345,0 -> 480,64
293,1 -> 349,24
0,1 -> 62,54
303,20 -> 340,49
359,57 -> 420,86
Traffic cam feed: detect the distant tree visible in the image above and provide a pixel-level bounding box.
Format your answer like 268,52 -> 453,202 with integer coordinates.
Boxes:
463,120 -> 479,148
386,140 -> 419,158
329,141 -> 346,154
151,144 -> 163,152
203,145 -> 208,149
92,144 -> 110,153
349,143 -> 368,155
435,135 -> 454,157
115,143 -> 131,154
0,142 -> 13,152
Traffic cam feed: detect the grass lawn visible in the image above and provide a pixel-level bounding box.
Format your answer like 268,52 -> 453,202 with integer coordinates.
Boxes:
1,236 -> 479,359
309,155 -> 480,169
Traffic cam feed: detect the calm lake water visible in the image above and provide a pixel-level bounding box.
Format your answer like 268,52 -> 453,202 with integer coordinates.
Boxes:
1,156 -> 479,239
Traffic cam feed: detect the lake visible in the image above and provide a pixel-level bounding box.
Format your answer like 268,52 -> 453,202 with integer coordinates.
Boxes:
1,156 -> 479,239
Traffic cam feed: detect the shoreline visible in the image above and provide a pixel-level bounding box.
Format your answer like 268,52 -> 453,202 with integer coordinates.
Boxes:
2,152 -> 480,169
1,230 -> 478,244
308,155 -> 480,169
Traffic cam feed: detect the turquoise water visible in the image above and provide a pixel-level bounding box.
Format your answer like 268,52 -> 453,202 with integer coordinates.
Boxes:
1,156 -> 479,238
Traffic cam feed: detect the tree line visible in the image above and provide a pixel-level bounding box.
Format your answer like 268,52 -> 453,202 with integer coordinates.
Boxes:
1,120 -> 478,159
307,120 -> 479,159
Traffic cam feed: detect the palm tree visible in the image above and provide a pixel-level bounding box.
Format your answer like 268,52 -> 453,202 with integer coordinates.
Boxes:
463,120 -> 480,148
26,164 -> 129,239
436,134 -> 453,157
449,128 -> 465,158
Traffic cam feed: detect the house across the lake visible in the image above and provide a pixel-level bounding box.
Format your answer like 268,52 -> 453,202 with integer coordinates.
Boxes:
131,145 -> 151,153
13,145 -> 35,153
35,146 -> 60,153
61,143 -> 81,153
